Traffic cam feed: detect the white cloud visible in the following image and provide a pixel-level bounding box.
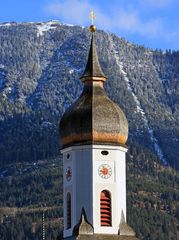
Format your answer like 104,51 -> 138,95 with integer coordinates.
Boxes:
45,0 -> 165,38
45,0 -> 94,25
112,9 -> 163,37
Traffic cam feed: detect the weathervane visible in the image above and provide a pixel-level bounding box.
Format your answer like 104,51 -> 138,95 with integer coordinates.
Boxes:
90,11 -> 96,33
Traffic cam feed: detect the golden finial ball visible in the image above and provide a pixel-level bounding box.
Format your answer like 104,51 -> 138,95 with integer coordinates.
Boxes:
90,25 -> 96,33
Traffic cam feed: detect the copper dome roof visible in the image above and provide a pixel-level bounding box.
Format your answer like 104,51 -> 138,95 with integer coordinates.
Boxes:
59,32 -> 128,149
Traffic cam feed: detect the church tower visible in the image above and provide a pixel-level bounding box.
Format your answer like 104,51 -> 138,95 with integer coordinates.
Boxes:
59,20 -> 139,240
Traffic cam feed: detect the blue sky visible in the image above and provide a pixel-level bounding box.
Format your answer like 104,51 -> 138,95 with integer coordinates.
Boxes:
1,0 -> 179,50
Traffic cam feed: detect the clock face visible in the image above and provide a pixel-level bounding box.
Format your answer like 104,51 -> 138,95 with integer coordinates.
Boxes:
98,164 -> 112,179
66,167 -> 72,181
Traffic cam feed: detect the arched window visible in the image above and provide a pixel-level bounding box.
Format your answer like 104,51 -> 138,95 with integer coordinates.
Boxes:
66,193 -> 71,229
100,190 -> 112,226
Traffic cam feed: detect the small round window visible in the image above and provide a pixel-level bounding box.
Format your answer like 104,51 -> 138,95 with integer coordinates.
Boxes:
101,150 -> 109,156
67,153 -> 70,159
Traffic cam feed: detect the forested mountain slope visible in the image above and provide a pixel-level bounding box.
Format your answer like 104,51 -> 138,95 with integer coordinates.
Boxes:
0,20 -> 179,169
0,149 -> 179,240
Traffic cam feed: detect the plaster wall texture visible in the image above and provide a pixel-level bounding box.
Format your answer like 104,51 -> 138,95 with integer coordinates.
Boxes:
62,144 -> 127,238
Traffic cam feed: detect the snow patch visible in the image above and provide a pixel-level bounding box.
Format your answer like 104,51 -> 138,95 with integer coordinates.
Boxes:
36,21 -> 58,37
41,121 -> 52,128
0,23 -> 12,27
69,69 -> 74,74
6,87 -> 12,93
0,64 -> 5,69
108,34 -> 167,165
0,20 -> 75,34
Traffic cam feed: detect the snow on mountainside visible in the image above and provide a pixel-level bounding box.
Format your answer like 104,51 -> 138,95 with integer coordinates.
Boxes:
36,21 -> 59,37
0,21 -> 179,169
108,35 -> 167,165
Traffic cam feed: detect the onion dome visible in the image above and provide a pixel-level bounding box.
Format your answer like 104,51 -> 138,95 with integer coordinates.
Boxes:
59,25 -> 128,149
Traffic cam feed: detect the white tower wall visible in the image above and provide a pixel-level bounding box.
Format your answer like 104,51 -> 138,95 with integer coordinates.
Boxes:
62,144 -> 127,238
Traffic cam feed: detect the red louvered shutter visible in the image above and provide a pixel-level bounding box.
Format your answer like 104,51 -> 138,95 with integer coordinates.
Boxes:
100,190 -> 112,226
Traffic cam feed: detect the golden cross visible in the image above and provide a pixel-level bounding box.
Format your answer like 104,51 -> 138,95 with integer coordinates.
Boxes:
90,11 -> 95,25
